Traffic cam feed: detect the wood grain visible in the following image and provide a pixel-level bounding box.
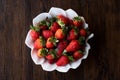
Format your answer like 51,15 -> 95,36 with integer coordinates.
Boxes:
0,0 -> 120,80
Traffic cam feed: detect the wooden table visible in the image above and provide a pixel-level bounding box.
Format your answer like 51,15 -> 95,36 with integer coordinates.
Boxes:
0,0 -> 120,80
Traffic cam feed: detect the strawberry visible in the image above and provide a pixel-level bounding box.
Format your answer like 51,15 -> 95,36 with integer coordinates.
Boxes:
79,29 -> 86,37
30,30 -> 39,41
48,59 -> 56,64
46,49 -> 56,60
57,15 -> 69,25
73,16 -> 83,27
30,25 -> 40,41
46,54 -> 55,60
69,19 -> 74,25
37,48 -> 48,57
65,40 -> 80,52
67,29 -> 78,41
55,29 -> 65,39
73,50 -> 83,60
57,40 -> 67,57
42,30 -> 53,39
34,37 -> 46,49
46,37 -> 58,49
39,25 -> 47,30
50,22 -> 60,32
56,55 -> 69,66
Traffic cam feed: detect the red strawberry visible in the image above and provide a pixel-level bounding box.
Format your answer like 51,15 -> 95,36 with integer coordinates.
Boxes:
73,50 -> 83,60
57,15 -> 69,25
56,55 -> 69,66
37,48 -> 48,57
42,30 -> 53,39
34,37 -> 45,49
73,16 -> 83,27
55,29 -> 65,39
66,40 -> 80,52
50,22 -> 60,32
57,40 -> 67,57
69,19 -> 74,25
46,49 -> 56,60
39,25 -> 47,30
46,54 -> 55,60
30,30 -> 39,41
30,25 -> 40,40
79,29 -> 86,37
67,29 -> 78,41
46,37 -> 54,49
46,37 -> 57,49
48,59 -> 56,64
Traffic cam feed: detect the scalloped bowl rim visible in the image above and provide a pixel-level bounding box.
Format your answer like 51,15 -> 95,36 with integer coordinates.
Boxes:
25,7 -> 94,72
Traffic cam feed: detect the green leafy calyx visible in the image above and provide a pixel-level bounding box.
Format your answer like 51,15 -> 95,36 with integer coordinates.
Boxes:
30,25 -> 40,32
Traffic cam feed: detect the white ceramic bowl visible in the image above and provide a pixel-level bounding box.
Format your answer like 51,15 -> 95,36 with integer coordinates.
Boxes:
25,7 -> 94,72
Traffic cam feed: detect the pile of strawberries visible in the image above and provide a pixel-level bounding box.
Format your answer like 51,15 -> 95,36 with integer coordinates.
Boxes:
30,15 -> 89,66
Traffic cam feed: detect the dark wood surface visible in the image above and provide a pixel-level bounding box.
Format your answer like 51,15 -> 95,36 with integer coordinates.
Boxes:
0,0 -> 120,80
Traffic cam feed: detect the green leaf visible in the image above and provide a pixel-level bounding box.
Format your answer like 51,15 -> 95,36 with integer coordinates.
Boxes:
46,21 -> 51,27
30,25 -> 40,32
49,49 -> 57,58
39,36 -> 46,46
50,17 -> 57,23
40,20 -> 46,26
62,26 -> 68,34
40,48 -> 48,56
49,37 -> 58,46
57,20 -> 65,27
73,27 -> 79,35
79,36 -> 85,45
68,56 -> 74,62
62,50 -> 67,55
73,16 -> 81,21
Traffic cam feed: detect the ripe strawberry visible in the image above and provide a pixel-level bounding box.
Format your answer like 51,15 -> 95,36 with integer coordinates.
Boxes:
50,22 -> 60,32
48,59 -> 56,64
56,55 -> 69,66
42,30 -> 53,39
30,25 -> 40,41
69,19 -> 74,25
46,37 -> 58,49
46,49 -> 56,60
46,54 -> 55,60
79,29 -> 86,37
55,29 -> 65,39
57,40 -> 67,57
67,29 -> 78,41
73,50 -> 83,60
37,48 -> 48,57
66,40 -> 80,52
39,25 -> 47,30
34,37 -> 46,49
30,30 -> 39,41
57,15 -> 69,25
73,16 -> 83,27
